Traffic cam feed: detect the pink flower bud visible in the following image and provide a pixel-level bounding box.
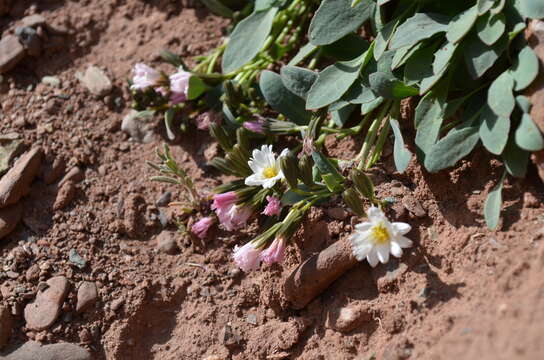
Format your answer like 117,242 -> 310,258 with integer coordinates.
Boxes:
169,69 -> 191,104
191,216 -> 214,239
212,191 -> 237,210
243,120 -> 265,134
262,196 -> 281,216
260,237 -> 286,265
212,192 -> 252,231
233,242 -> 261,271
131,63 -> 161,90
196,111 -> 222,131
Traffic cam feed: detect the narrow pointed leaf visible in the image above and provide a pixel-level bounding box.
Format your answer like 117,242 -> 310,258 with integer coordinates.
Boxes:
389,13 -> 450,50
390,118 -> 412,173
484,171 -> 506,230
479,105 -> 510,155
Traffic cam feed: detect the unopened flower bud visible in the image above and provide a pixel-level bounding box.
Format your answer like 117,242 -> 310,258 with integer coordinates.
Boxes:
350,169 -> 375,201
343,188 -> 365,217
280,152 -> 300,189
209,123 -> 233,151
298,154 -> 314,186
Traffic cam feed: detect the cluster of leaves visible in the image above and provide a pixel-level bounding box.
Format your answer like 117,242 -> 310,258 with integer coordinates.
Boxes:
143,0 -> 544,233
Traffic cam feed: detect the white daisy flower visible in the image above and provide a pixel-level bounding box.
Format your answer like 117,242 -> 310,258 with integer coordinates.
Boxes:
349,206 -> 413,267
245,145 -> 289,189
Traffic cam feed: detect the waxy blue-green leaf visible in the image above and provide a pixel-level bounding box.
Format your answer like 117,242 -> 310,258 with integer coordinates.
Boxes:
255,0 -> 287,11
198,0 -> 234,18
344,82 -> 377,104
369,72 -> 419,99
375,20 -> 399,60
487,71 -> 515,118
389,13 -> 450,50
432,42 -> 458,76
511,46 -> 539,91
479,105 -> 510,155
309,0 -> 375,46
391,42 -> 424,70
222,8 -> 277,74
164,108 -> 176,141
415,88 -> 447,158
331,104 -> 356,127
519,0 -> 544,19
323,34 -> 370,61
446,6 -> 478,43
503,138 -> 529,178
515,114 -> 544,151
404,44 -> 436,86
424,126 -> 480,172
477,0 -> 497,14
260,70 -> 311,125
280,66 -> 317,100
306,54 -> 365,109
490,0 -> 506,13
464,34 -> 507,79
311,151 -> 344,182
476,12 -> 505,46
509,23 -> 526,41
361,97 -> 384,115
484,171 -> 505,230
515,95 -> 532,114
187,76 -> 209,100
390,118 -> 412,173
288,43 -> 317,66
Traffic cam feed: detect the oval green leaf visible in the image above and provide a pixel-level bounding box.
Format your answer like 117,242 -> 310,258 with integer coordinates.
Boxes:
476,12 -> 505,46
511,46 -> 539,91
390,118 -> 412,173
424,126 -> 480,172
446,6 -> 478,43
484,171 -> 505,230
487,71 -> 515,118
389,13 -> 450,50
280,66 -> 317,100
515,113 -> 544,151
479,105 -> 510,155
519,0 -> 544,19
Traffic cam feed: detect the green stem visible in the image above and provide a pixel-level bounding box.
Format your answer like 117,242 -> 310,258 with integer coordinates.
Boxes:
357,101 -> 391,170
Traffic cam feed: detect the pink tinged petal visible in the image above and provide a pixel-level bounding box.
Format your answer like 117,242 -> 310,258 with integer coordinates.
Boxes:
395,235 -> 413,248
367,248 -> 379,267
211,191 -> 237,210
233,242 -> 261,271
243,121 -> 265,133
393,222 -> 411,235
260,238 -> 286,265
376,244 -> 390,264
390,241 -> 403,258
262,196 -> 282,216
131,63 -> 161,90
191,217 -> 214,239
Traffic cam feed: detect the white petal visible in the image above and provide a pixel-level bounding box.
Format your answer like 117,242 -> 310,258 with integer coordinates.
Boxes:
262,178 -> 277,189
248,160 -> 261,173
392,222 -> 411,235
376,244 -> 390,264
355,222 -> 372,232
349,231 -> 370,246
394,235 -> 413,248
352,243 -> 373,261
367,249 -> 379,267
245,175 -> 263,186
367,206 -> 386,223
390,241 -> 403,258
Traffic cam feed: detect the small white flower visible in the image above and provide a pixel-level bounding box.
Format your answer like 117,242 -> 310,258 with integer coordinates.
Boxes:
245,145 -> 288,189
349,207 -> 412,267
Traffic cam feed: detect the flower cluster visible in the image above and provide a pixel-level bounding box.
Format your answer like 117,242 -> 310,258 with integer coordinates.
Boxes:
131,63 -> 191,105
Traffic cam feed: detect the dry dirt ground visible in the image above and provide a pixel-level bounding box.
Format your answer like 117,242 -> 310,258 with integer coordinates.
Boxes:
1,1 -> 544,360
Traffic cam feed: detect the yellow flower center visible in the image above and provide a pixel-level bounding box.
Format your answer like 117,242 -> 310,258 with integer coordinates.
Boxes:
263,166 -> 278,179
371,224 -> 390,245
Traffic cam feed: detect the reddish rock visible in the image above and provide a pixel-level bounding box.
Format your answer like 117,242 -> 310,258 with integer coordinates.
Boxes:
53,181 -> 76,211
58,166 -> 84,186
0,305 -> 13,348
0,35 -> 25,74
0,148 -> 43,208
2,341 -> 91,360
76,281 -> 98,313
0,202 -> 22,239
24,276 -> 70,331
156,231 -> 179,255
40,157 -> 66,185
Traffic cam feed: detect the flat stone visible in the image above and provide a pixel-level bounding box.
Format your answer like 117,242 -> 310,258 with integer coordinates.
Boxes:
0,148 -> 43,208
326,303 -> 371,333
24,276 -> 70,331
156,231 -> 179,255
0,202 -> 22,239
2,341 -> 91,360
0,305 -> 13,348
58,166 -> 83,187
76,65 -> 112,96
21,14 -> 46,28
0,35 -> 25,74
76,281 -> 98,313
41,76 -> 61,88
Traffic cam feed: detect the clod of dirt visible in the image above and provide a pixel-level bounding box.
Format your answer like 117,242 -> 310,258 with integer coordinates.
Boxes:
76,281 -> 98,314
325,302 -> 372,333
155,230 -> 179,255
121,110 -> 156,143
53,180 -> 77,210
0,305 -> 13,348
0,35 -> 25,74
0,147 -> 43,207
58,166 -> 84,187
40,157 -> 66,185
76,65 -> 113,97
122,193 -> 147,238
326,207 -> 348,220
1,341 -> 91,360
0,136 -> 25,175
284,237 -> 357,309
23,276 -> 70,331
0,202 -> 22,239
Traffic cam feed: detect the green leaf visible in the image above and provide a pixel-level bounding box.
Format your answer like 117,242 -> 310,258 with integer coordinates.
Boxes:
511,46 -> 539,91
476,12 -> 505,46
344,82 -> 377,104
429,42 -> 458,78
515,95 -> 532,113
415,87 -> 446,158
322,34 -> 370,61
280,66 -> 317,100
288,43 -> 318,66
414,90 -> 446,129
515,114 -> 544,151
222,8 -> 277,74
484,171 -> 505,230
446,6 -> 478,43
389,13 -> 450,50
503,138 -> 529,178
255,0 -> 286,11
477,0 -> 496,14
306,54 -> 364,109
424,126 -> 480,172
487,71 -> 515,118
309,0 -> 375,46
369,72 -> 419,99
187,76 -> 208,100
361,97 -> 384,115
464,34 -> 507,79
331,104 -> 356,127
390,118 -> 412,173
322,173 -> 343,192
164,108 -> 176,141
198,0 -> 234,18
519,0 -> 544,19
311,151 -> 344,182
281,188 -> 309,205
375,20 -> 399,60
392,42 -> 424,70
479,105 -> 510,155
260,70 -> 311,125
